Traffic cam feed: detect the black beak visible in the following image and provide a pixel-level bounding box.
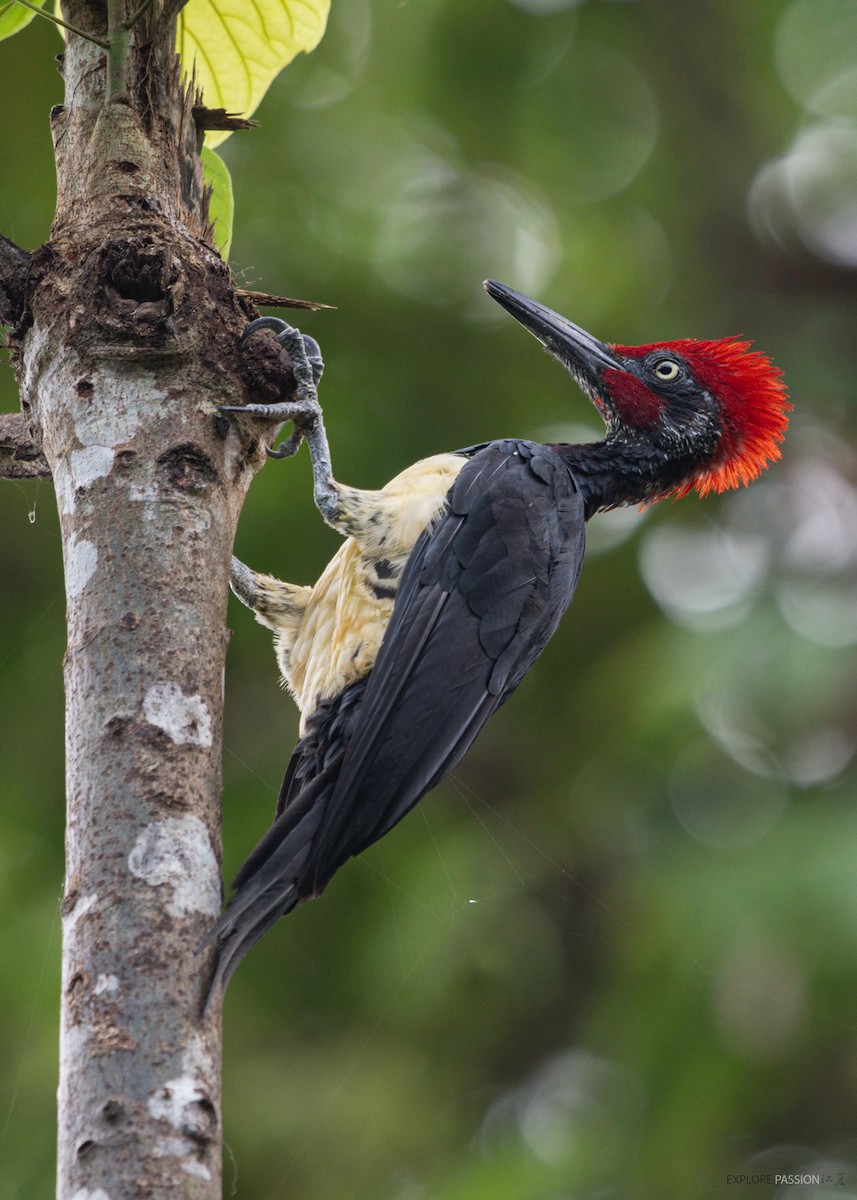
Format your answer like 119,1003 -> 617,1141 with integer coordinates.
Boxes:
484,281 -> 623,385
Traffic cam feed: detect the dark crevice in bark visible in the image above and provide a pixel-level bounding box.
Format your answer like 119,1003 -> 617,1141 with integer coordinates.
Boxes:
158,443 -> 220,491
0,233 -> 32,328
0,413 -> 51,479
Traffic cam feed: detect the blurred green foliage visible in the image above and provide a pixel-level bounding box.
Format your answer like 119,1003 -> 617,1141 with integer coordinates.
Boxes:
2,1 -> 857,1197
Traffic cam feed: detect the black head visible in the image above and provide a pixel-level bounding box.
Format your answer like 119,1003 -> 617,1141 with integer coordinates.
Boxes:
484,280 -> 790,498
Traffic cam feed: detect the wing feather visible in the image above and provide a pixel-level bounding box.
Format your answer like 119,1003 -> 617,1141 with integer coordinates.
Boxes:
306,440 -> 586,886
207,440 -> 587,996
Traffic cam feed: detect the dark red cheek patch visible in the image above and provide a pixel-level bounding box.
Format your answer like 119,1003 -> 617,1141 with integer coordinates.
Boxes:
601,369 -> 662,428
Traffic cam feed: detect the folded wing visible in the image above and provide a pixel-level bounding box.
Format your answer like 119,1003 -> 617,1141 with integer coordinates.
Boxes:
205,439 -> 586,998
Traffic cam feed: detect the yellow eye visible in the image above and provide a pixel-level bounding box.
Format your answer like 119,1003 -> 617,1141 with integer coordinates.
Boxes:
654,359 -> 680,381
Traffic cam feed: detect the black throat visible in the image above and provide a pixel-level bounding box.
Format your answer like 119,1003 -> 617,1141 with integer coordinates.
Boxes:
554,439 -> 696,519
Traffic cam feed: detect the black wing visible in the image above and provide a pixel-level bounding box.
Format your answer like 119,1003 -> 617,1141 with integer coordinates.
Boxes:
202,677 -> 370,999
204,439 -> 586,998
305,438 -> 586,889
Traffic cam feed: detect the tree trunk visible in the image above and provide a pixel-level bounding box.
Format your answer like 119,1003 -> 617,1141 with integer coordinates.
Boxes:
1,4 -> 284,1195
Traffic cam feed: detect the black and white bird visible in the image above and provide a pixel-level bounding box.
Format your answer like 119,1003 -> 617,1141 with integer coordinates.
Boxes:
205,280 -> 788,999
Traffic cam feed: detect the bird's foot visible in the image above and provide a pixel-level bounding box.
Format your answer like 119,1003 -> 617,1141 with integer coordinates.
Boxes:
226,317 -> 342,524
223,317 -> 326,459
240,316 -> 325,388
218,401 -> 314,460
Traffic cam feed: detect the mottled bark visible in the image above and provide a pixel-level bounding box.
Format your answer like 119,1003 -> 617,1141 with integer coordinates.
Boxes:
0,412 -> 50,478
1,3 -> 287,1197
0,233 -> 30,326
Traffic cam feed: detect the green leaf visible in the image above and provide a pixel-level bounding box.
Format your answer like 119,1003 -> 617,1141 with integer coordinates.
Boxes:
178,0 -> 331,149
201,145 -> 234,258
0,0 -> 47,42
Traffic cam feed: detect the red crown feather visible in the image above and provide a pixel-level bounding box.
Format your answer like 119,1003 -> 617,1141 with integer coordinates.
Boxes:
614,337 -> 791,497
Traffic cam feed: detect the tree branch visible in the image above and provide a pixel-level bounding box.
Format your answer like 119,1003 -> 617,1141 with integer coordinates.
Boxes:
0,412 -> 50,479
236,288 -> 334,311
159,0 -> 191,30
193,106 -> 258,134
0,233 -> 31,328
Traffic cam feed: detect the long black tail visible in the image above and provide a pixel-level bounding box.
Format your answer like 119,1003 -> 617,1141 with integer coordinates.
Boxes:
202,678 -> 370,1009
201,765 -> 338,1008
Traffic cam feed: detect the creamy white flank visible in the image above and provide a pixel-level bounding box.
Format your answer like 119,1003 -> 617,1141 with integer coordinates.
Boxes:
262,453 -> 466,730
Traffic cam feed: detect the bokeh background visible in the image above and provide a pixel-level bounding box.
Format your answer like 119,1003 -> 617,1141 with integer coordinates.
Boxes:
2,0 -> 857,1196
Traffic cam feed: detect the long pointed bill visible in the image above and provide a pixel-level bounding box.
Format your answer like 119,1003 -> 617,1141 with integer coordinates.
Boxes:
484,281 -> 623,389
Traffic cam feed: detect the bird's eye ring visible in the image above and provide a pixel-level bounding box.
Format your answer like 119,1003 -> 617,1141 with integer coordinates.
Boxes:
653,359 -> 680,381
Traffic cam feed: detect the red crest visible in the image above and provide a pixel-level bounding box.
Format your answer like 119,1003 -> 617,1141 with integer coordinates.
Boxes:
612,337 -> 791,496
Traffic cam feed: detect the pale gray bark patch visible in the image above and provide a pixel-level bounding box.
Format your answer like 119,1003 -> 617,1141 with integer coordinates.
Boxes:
143,682 -> 214,747
63,892 -> 99,928
147,1032 -> 218,1181
64,535 -> 99,597
128,817 -> 221,919
69,446 -> 116,491
68,378 -> 145,447
93,974 -> 119,996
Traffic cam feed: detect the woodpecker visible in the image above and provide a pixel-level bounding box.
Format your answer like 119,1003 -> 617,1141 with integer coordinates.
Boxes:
205,281 -> 789,998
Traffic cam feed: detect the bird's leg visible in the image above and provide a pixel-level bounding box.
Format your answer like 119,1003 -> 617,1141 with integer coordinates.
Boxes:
223,318 -> 343,526
230,556 -> 311,634
229,556 -> 261,610
227,319 -> 410,546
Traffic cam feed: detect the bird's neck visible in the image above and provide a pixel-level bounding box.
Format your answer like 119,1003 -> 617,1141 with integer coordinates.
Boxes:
554,439 -> 692,518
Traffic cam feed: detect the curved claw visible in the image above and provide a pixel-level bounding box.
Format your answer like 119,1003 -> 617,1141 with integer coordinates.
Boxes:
233,318 -> 334,508
300,335 -> 324,387
241,318 -> 325,388
267,430 -> 303,460
219,403 -> 305,461
241,316 -> 291,343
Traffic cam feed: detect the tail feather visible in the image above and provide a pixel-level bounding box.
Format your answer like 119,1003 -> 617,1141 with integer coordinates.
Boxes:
202,678 -> 370,1009
203,881 -> 301,1008
202,792 -> 329,1010
233,758 -> 342,890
